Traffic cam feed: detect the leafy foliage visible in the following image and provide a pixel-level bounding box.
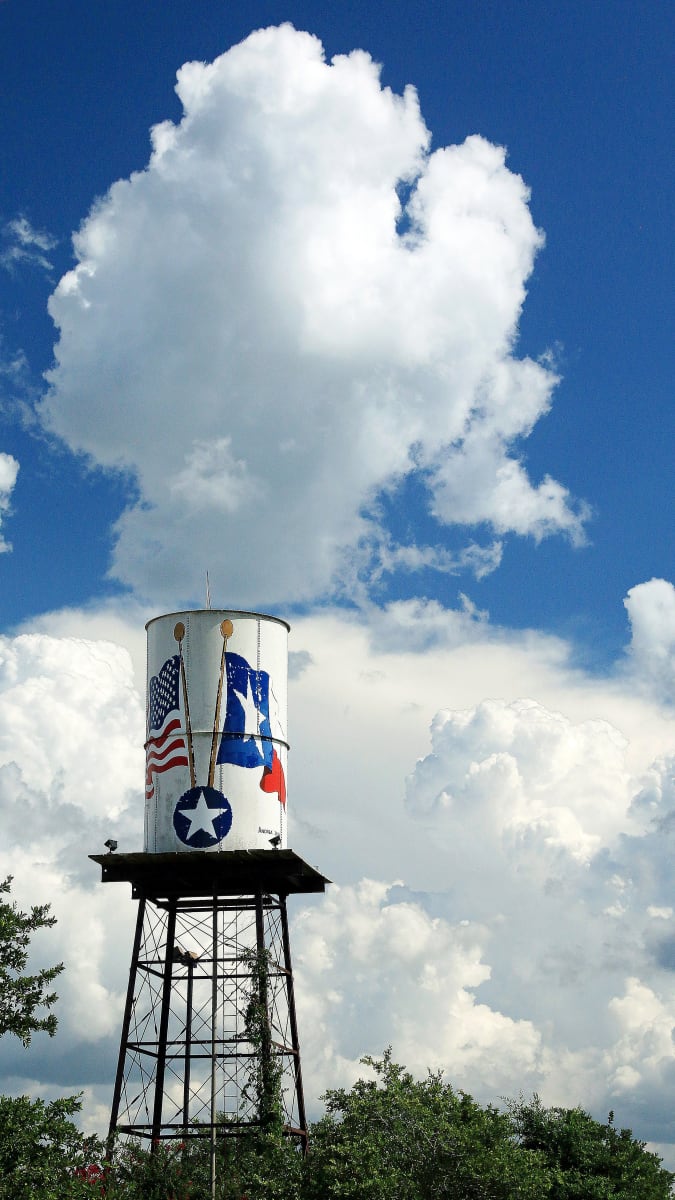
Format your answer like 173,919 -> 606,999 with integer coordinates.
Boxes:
305,1049 -> 548,1200
107,1138 -> 193,1200
240,946 -> 285,1133
0,1094 -> 103,1200
106,1130 -> 302,1200
0,875 -> 63,1046
207,1130 -> 302,1200
2,1056 -> 673,1199
509,1095 -> 675,1199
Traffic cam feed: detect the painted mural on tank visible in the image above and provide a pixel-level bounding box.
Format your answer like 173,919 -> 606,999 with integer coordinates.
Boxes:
144,610 -> 289,853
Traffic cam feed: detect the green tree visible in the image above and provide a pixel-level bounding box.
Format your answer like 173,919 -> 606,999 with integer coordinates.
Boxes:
509,1095 -> 675,1200
0,875 -> 63,1046
304,1049 -> 548,1200
0,1094 -> 104,1200
106,1130 -> 303,1200
207,1130 -> 302,1200
106,1136 -> 193,1200
0,879 -> 101,1199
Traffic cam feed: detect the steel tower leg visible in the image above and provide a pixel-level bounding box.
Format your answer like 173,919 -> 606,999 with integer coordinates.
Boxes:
151,899 -> 177,1142
280,894 -> 308,1153
182,955 -> 194,1128
108,896 -> 146,1152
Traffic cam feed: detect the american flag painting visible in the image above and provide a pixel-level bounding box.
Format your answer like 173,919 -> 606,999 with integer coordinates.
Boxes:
145,654 -> 188,800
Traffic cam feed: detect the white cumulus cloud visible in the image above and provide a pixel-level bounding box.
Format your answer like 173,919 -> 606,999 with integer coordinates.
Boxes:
0,633 -> 146,1096
624,578 -> 675,702
0,452 -> 18,552
40,24 -> 586,610
294,879 -> 543,1101
405,696 -> 634,861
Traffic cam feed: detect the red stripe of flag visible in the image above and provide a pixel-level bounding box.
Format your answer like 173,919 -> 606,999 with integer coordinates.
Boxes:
145,717 -> 188,799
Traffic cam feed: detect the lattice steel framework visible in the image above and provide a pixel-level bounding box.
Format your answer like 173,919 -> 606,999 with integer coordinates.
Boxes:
92,851 -> 328,1154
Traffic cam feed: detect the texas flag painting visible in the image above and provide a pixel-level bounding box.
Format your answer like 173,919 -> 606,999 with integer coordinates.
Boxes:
217,651 -> 285,806
260,748 -> 286,809
217,652 -> 273,769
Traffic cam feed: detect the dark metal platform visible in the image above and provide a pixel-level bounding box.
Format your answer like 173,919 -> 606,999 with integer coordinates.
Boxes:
90,848 -> 330,898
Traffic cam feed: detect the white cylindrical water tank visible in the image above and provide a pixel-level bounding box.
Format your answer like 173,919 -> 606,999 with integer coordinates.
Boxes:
144,609 -> 289,853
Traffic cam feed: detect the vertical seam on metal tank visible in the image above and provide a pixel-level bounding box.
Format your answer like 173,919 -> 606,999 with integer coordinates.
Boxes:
257,617 -> 263,848
256,617 -> 262,738
145,631 -> 150,851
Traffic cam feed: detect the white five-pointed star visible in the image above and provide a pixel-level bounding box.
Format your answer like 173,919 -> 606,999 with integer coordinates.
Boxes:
233,675 -> 265,753
181,789 -> 222,839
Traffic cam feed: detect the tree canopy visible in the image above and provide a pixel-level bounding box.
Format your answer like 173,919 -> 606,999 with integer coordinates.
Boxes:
306,1050 -> 547,1200
303,1053 -> 674,1200
509,1094 -> 673,1200
0,875 -> 63,1046
0,1047 -> 673,1198
0,1094 -> 102,1200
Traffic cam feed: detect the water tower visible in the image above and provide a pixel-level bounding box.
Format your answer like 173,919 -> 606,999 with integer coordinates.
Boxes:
91,609 -> 328,1160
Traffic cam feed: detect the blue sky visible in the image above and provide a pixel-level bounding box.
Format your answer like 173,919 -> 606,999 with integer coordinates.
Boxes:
1,0 -> 672,654
1,0 -> 675,1160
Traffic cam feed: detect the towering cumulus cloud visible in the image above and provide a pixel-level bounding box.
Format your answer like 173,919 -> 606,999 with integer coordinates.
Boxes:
0,633 -> 144,1049
624,579 -> 675,703
41,24 -> 586,609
